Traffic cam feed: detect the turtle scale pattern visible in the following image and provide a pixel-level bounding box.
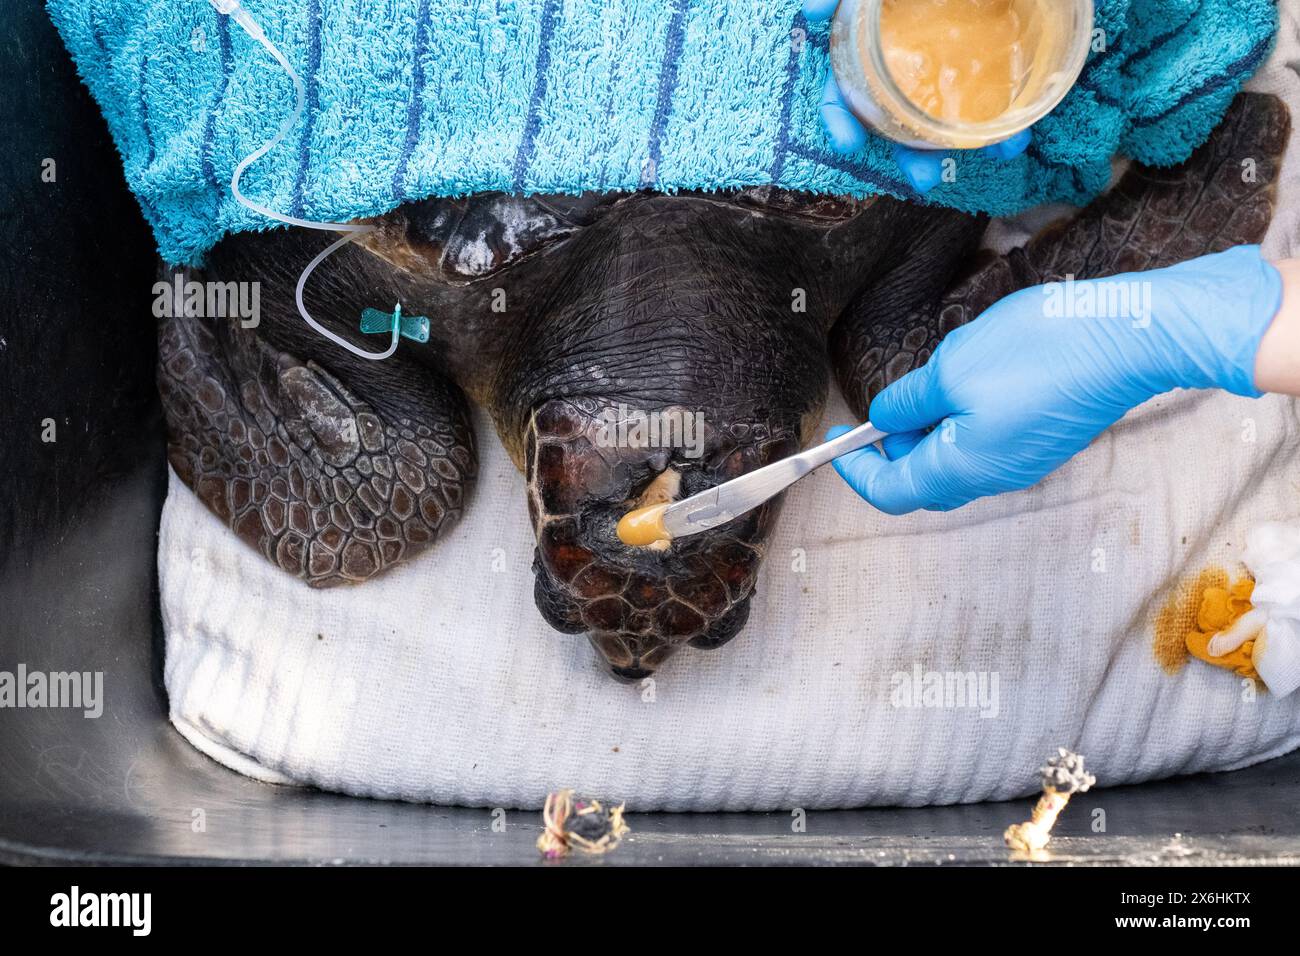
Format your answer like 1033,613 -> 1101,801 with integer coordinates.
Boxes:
158,311 -> 476,586
523,396 -> 798,677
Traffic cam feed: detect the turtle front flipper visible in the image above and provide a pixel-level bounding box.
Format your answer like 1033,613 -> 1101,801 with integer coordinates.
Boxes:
829,203 -> 987,420
832,92 -> 1290,419
157,266 -> 477,587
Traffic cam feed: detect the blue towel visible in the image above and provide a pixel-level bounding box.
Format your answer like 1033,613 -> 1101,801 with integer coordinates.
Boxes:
48,0 -> 1277,265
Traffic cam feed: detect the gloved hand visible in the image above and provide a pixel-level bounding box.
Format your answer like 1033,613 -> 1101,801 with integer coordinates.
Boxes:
828,246 -> 1285,514
802,0 -> 1032,193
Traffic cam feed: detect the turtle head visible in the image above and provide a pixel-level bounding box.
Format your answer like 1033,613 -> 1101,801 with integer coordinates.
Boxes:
525,398 -> 801,681
487,194 -> 830,680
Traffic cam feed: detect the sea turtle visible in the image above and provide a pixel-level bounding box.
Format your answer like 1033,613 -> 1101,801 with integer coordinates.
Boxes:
157,93 -> 1288,681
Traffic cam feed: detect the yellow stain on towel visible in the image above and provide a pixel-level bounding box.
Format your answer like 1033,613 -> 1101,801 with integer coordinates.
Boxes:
1154,566 -> 1260,680
1154,567 -> 1226,673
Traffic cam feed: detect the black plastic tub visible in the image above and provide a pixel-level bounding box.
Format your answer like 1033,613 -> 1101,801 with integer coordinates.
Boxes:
3,0 -> 1299,867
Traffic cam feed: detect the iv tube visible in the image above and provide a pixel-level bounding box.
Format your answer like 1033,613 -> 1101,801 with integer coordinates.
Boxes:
208,0 -> 398,360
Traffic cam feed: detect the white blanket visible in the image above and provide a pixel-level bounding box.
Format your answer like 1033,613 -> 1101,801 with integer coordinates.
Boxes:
160,16 -> 1300,810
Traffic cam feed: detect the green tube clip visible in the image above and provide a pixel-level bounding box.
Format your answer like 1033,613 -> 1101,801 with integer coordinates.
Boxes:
359,303 -> 430,344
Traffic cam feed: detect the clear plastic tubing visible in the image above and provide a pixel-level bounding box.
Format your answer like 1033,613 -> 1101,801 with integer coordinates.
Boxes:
206,0 -> 398,360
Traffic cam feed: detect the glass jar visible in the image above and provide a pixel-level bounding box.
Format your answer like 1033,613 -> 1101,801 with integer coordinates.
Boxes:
829,0 -> 1095,150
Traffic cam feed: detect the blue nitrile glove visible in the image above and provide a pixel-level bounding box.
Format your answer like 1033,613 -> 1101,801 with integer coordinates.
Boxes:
828,246 -> 1285,514
802,0 -> 1032,193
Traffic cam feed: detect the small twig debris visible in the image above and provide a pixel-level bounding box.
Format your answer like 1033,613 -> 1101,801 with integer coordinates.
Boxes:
1004,748 -> 1096,853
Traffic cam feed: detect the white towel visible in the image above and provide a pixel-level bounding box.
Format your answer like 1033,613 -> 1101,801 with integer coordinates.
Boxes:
158,15 -> 1300,810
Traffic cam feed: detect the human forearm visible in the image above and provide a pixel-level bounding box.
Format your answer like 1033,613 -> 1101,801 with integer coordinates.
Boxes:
1255,258 -> 1300,396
